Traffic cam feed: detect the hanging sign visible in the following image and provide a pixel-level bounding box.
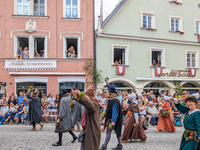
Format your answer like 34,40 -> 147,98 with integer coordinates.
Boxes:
189,68 -> 196,77
155,67 -> 163,76
116,66 -> 125,75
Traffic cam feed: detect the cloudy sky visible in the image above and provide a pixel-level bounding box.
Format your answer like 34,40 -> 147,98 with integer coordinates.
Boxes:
95,0 -> 120,27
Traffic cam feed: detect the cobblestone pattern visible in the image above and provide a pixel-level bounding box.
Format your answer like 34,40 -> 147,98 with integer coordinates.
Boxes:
0,124 -> 183,150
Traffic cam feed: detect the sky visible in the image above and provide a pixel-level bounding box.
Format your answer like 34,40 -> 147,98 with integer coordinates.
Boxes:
95,0 -> 120,28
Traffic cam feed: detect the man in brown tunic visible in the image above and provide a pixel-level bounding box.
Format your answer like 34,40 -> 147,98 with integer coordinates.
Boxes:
122,94 -> 147,143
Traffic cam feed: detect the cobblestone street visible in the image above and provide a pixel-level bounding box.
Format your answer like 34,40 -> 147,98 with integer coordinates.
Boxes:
0,123 -> 183,150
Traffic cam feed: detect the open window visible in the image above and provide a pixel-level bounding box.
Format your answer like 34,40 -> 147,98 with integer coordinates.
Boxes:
150,48 -> 165,67
17,37 -> 29,58
113,48 -> 125,65
34,38 -> 45,58
65,39 -> 78,58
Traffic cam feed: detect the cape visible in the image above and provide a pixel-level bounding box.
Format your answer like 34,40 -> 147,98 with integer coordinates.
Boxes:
26,93 -> 42,123
104,98 -> 123,137
71,99 -> 83,124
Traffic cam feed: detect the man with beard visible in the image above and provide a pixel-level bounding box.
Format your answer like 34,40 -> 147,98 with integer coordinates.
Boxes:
26,88 -> 44,131
99,80 -> 123,150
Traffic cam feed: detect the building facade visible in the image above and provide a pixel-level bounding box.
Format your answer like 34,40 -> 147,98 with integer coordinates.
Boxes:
0,0 -> 94,97
96,0 -> 200,95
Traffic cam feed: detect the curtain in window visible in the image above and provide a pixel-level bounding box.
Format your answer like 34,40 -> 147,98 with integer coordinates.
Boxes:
66,0 -> 71,17
17,0 -> 23,14
23,0 -> 29,15
72,0 -> 78,17
34,0 -> 45,16
17,0 -> 29,15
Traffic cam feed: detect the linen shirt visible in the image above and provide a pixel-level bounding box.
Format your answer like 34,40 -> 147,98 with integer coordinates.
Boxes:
1,106 -> 9,114
148,106 -> 158,114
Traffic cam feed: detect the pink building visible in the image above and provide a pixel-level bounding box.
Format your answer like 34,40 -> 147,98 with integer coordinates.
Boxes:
0,0 -> 94,97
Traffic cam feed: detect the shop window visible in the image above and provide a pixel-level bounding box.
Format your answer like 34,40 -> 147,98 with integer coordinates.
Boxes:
17,0 -> 29,15
16,82 -> 47,98
59,82 -> 84,92
34,38 -> 45,58
65,39 -> 78,58
34,0 -> 45,16
63,0 -> 80,18
150,48 -> 165,67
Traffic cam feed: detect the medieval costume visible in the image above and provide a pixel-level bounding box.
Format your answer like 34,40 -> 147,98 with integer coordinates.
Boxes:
156,96 -> 176,132
75,88 -> 101,150
71,100 -> 82,132
122,94 -> 147,142
99,84 -> 123,150
52,91 -> 77,146
175,96 -> 200,150
26,91 -> 44,131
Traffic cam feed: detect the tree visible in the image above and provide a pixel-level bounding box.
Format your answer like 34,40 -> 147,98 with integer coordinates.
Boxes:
173,81 -> 183,95
83,58 -> 102,88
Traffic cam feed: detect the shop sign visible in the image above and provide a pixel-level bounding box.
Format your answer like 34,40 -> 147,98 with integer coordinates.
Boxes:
116,66 -> 125,75
155,67 -> 162,76
161,69 -> 195,78
4,59 -> 57,71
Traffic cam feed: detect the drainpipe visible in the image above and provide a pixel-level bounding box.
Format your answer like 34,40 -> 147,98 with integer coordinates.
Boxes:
93,0 -> 97,91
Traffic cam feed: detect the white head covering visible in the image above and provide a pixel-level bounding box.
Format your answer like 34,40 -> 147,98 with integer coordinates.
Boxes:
164,96 -> 170,101
130,94 -> 140,109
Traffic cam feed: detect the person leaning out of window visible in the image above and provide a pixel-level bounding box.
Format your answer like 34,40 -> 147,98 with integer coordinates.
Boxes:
65,46 -> 76,58
16,47 -> 23,62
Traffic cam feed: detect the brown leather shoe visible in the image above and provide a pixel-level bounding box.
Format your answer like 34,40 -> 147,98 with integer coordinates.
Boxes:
156,129 -> 162,132
39,122 -> 44,130
122,140 -> 127,143
29,126 -> 36,131
140,139 -> 146,142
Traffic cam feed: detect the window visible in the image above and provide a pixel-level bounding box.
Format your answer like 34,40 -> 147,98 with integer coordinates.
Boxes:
141,12 -> 155,29
196,21 -> 200,34
170,16 -> 182,32
15,0 -> 47,16
63,0 -> 80,18
187,52 -> 196,68
59,82 -> 84,92
186,51 -> 199,68
150,48 -> 165,67
17,0 -> 29,15
64,37 -> 80,58
112,45 -> 129,65
34,38 -> 45,58
14,35 -> 47,59
34,0 -> 45,16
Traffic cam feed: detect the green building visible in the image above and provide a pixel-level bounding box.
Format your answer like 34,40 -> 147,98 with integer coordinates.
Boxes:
96,0 -> 200,94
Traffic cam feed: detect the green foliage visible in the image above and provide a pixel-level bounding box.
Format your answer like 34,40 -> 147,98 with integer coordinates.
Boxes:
173,81 -> 183,95
83,58 -> 102,87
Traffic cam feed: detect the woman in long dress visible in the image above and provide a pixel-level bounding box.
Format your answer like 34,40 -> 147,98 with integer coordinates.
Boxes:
156,96 -> 176,132
122,94 -> 147,143
175,95 -> 200,150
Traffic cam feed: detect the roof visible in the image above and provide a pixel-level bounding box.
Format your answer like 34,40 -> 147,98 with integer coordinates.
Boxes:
101,0 -> 128,29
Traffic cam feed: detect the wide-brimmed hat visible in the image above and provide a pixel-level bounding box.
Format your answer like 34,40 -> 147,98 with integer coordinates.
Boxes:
107,84 -> 118,96
149,102 -> 154,105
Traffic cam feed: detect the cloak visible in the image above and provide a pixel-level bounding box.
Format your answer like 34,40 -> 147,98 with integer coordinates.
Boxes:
71,99 -> 82,124
26,93 -> 42,123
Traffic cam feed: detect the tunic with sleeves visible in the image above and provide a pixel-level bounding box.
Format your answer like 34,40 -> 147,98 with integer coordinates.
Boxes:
175,103 -> 200,150
122,102 -> 147,141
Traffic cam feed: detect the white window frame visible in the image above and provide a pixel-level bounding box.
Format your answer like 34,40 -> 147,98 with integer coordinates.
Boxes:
141,11 -> 156,29
14,0 -> 47,16
63,0 -> 80,18
112,44 -> 129,66
169,15 -> 182,32
185,50 -> 199,69
14,34 -> 47,58
63,36 -> 81,59
195,19 -> 200,34
150,47 -> 165,67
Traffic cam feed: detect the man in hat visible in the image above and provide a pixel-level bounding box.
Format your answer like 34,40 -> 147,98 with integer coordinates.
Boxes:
99,80 -> 123,150
148,102 -> 159,126
26,88 -> 44,131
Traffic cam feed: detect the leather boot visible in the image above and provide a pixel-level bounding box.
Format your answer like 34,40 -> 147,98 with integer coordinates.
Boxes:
52,141 -> 62,146
99,145 -> 107,150
71,136 -> 78,143
39,122 -> 44,130
29,126 -> 36,131
112,144 -> 123,150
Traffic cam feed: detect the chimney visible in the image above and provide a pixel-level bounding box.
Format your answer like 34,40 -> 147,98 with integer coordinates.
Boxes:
100,0 -> 103,24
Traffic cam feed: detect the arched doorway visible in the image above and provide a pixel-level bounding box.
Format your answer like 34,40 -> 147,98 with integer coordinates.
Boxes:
182,83 -> 200,92
103,82 -> 134,93
143,82 -> 170,96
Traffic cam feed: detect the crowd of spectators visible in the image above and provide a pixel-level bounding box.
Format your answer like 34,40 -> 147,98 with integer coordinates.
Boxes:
0,92 -> 59,125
